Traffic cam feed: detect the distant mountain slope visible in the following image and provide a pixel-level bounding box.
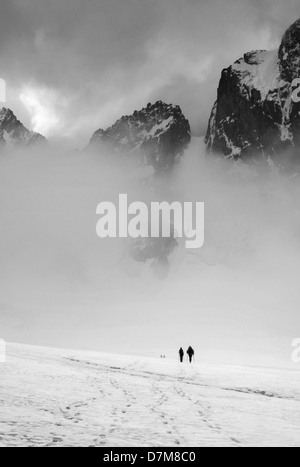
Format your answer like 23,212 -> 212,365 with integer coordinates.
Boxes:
206,19 -> 300,166
0,108 -> 46,148
89,101 -> 191,173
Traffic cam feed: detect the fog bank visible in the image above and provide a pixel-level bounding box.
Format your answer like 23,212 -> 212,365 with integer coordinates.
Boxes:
0,139 -> 299,367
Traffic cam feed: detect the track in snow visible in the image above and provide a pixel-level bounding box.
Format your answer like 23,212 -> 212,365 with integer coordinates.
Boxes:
0,344 -> 299,447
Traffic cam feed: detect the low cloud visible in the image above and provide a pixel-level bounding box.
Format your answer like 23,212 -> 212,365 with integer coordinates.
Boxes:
0,141 -> 299,366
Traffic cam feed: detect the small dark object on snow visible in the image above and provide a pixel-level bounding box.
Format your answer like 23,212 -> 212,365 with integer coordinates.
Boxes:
187,346 -> 195,363
179,348 -> 184,363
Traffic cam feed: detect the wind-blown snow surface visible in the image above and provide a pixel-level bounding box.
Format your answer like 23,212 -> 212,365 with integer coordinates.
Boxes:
1,343 -> 300,447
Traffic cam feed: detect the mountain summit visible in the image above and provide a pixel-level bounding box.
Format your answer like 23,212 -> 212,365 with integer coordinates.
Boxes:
89,101 -> 191,172
0,108 -> 46,148
205,19 -> 300,166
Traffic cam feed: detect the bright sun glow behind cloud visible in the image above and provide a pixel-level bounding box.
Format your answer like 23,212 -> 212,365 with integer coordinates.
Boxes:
20,86 -> 66,136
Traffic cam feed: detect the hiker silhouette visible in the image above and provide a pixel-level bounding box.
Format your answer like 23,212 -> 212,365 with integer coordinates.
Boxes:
179,347 -> 184,363
187,346 -> 195,363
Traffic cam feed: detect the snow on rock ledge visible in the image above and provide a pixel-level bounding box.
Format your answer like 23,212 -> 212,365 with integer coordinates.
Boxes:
206,19 -> 300,167
89,101 -> 191,173
0,108 -> 46,148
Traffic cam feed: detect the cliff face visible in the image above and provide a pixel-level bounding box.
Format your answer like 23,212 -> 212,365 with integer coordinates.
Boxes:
0,108 -> 46,148
89,101 -> 191,173
206,19 -> 300,166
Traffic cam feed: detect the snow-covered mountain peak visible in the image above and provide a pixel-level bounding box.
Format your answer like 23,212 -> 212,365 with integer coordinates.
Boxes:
89,101 -> 191,173
206,17 -> 300,165
0,107 -> 46,148
279,19 -> 300,82
232,49 -> 284,101
0,107 -> 14,121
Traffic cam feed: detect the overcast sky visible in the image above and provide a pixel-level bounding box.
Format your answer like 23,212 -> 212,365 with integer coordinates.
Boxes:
1,0 -> 300,146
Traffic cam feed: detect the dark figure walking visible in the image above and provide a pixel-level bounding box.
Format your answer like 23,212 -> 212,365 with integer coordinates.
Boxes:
179,347 -> 184,363
187,346 -> 195,363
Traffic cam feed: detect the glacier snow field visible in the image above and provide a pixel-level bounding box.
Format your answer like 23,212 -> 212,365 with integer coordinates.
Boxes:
0,343 -> 299,447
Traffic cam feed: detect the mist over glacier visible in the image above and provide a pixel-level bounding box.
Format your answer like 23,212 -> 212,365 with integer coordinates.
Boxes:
0,139 -> 299,367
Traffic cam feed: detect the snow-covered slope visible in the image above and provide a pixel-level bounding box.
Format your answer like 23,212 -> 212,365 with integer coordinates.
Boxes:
0,108 -> 46,148
89,101 -> 191,173
206,18 -> 300,166
1,343 -> 300,447
231,50 -> 284,101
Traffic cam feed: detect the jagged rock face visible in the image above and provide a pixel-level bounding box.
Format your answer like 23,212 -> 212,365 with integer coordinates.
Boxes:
89,101 -> 191,172
279,19 -> 300,82
0,108 -> 46,148
206,19 -> 300,166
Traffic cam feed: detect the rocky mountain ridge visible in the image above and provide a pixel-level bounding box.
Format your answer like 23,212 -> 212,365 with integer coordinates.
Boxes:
0,107 -> 46,148
89,101 -> 191,173
205,19 -> 300,167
